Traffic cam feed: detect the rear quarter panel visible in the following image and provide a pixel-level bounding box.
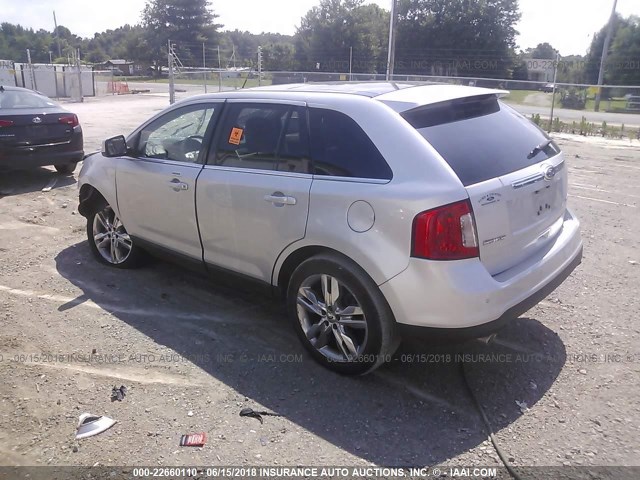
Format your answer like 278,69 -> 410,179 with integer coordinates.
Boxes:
273,96 -> 468,286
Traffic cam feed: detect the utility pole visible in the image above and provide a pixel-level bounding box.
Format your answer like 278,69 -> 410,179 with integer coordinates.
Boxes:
349,46 -> 353,81
548,53 -> 560,132
594,0 -> 618,112
168,40 -> 175,104
217,46 -> 222,92
53,11 -> 62,58
257,46 -> 262,87
386,0 -> 397,81
202,43 -> 207,94
76,48 -> 84,102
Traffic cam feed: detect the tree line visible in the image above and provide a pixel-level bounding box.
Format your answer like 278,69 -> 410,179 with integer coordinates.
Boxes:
0,0 -> 638,85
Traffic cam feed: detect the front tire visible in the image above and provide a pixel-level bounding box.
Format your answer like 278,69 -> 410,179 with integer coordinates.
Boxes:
55,162 -> 77,174
86,200 -> 143,268
287,253 -> 399,375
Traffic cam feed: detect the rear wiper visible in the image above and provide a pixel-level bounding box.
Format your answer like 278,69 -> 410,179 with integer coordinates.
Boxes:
527,139 -> 553,159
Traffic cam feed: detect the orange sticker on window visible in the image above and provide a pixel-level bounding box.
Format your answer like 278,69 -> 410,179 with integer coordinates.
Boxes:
228,127 -> 243,145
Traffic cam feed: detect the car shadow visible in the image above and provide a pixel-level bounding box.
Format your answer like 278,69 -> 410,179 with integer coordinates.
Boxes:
54,242 -> 567,466
0,167 -> 76,197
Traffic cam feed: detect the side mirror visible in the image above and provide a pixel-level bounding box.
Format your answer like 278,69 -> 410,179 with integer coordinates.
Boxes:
102,135 -> 128,157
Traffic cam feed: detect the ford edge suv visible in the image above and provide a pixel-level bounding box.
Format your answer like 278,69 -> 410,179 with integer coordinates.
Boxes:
78,82 -> 582,375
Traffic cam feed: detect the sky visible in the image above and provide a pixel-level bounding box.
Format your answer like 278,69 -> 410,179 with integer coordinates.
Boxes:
1,0 -> 639,56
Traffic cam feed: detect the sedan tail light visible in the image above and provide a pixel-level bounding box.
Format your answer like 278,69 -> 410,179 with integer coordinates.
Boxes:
58,114 -> 79,127
0,120 -> 14,127
412,199 -> 479,260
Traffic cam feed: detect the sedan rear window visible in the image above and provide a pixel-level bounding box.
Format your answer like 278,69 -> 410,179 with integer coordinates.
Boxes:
403,97 -> 560,186
0,90 -> 58,109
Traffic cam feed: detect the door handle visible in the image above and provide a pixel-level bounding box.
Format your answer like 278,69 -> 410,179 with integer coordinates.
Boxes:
264,193 -> 297,206
168,178 -> 189,191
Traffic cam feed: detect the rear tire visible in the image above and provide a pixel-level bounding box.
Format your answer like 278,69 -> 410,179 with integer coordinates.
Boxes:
287,253 -> 399,375
55,162 -> 77,175
86,199 -> 144,269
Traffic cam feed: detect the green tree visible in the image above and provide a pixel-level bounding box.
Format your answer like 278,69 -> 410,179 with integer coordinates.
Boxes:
142,0 -> 222,71
584,14 -> 631,84
294,0 -> 390,73
529,42 -> 557,59
606,15 -> 640,85
394,0 -> 521,78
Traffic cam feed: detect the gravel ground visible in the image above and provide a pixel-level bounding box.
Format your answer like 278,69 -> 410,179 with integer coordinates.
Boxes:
0,93 -> 638,475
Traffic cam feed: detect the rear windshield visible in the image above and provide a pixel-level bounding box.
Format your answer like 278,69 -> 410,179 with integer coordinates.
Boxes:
403,96 -> 560,186
0,90 -> 58,110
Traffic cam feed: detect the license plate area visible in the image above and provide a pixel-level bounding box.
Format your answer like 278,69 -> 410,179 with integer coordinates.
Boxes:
533,184 -> 555,217
28,125 -> 49,137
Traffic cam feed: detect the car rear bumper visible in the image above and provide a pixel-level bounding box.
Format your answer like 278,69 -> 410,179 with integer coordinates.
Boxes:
0,135 -> 83,169
380,207 -> 583,334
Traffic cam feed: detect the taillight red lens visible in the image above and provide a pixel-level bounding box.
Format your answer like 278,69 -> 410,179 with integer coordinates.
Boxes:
0,120 -> 14,127
412,199 -> 479,260
58,114 -> 79,127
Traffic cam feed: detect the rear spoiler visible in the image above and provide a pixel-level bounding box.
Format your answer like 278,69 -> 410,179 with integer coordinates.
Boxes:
375,84 -> 509,113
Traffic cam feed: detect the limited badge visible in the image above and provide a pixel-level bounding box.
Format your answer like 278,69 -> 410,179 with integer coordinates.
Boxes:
228,127 -> 244,145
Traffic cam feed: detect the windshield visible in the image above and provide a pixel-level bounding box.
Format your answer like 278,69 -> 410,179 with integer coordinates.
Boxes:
0,90 -> 58,110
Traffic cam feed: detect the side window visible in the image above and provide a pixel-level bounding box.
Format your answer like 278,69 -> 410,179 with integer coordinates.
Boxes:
210,103 -> 311,173
137,104 -> 217,163
309,108 -> 392,180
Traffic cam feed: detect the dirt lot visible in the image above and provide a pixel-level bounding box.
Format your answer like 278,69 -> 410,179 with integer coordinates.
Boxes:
0,93 -> 639,475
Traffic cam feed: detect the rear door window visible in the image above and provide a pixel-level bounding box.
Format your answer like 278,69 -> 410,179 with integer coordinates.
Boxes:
309,108 -> 392,180
210,103 -> 311,173
403,96 -> 560,186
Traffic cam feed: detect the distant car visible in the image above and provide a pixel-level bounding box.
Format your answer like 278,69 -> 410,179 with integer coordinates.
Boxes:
0,85 -> 83,174
78,82 -> 582,374
541,83 -> 556,93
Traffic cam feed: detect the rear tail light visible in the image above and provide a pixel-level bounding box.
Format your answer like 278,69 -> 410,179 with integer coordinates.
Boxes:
58,114 -> 79,127
412,199 -> 479,260
0,120 -> 14,127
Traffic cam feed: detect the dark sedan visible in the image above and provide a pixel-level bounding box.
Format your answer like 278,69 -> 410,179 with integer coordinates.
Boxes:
0,85 -> 83,174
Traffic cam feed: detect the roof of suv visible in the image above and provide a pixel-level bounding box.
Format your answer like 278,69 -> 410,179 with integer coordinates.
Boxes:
249,82 -> 419,97
248,82 -> 508,112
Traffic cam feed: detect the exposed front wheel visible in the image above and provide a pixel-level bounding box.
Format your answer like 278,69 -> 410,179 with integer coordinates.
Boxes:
55,162 -> 77,174
287,254 -> 399,375
86,201 -> 143,268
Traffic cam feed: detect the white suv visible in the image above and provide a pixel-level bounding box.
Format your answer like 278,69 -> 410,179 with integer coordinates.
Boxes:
78,82 -> 583,375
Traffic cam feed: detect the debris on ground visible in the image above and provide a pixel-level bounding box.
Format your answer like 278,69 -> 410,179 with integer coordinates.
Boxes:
179,432 -> 207,447
110,385 -> 127,402
75,413 -> 117,440
515,400 -> 529,414
239,407 -> 282,424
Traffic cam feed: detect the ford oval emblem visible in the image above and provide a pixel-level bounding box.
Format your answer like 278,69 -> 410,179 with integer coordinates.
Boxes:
543,164 -> 556,181
32,117 -> 42,124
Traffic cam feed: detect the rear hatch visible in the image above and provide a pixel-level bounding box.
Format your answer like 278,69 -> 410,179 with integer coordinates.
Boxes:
0,109 -> 76,148
402,95 -> 567,276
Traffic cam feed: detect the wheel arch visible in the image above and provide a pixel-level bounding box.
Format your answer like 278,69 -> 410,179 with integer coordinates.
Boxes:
275,245 -> 377,298
78,184 -> 109,218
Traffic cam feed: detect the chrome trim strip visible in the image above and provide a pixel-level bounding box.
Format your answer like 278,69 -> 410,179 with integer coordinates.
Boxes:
512,173 -> 544,189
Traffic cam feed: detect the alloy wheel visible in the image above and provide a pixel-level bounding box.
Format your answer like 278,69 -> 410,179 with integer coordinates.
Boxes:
296,274 -> 368,362
92,206 -> 133,265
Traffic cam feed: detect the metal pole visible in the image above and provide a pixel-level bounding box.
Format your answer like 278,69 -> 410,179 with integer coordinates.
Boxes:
168,40 -> 175,104
349,46 -> 353,81
53,11 -> 62,58
217,46 -> 222,92
594,0 -> 618,112
203,43 -> 207,93
26,49 -> 36,90
76,48 -> 83,102
548,53 -> 560,132
258,46 -> 262,87
385,0 -> 397,80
